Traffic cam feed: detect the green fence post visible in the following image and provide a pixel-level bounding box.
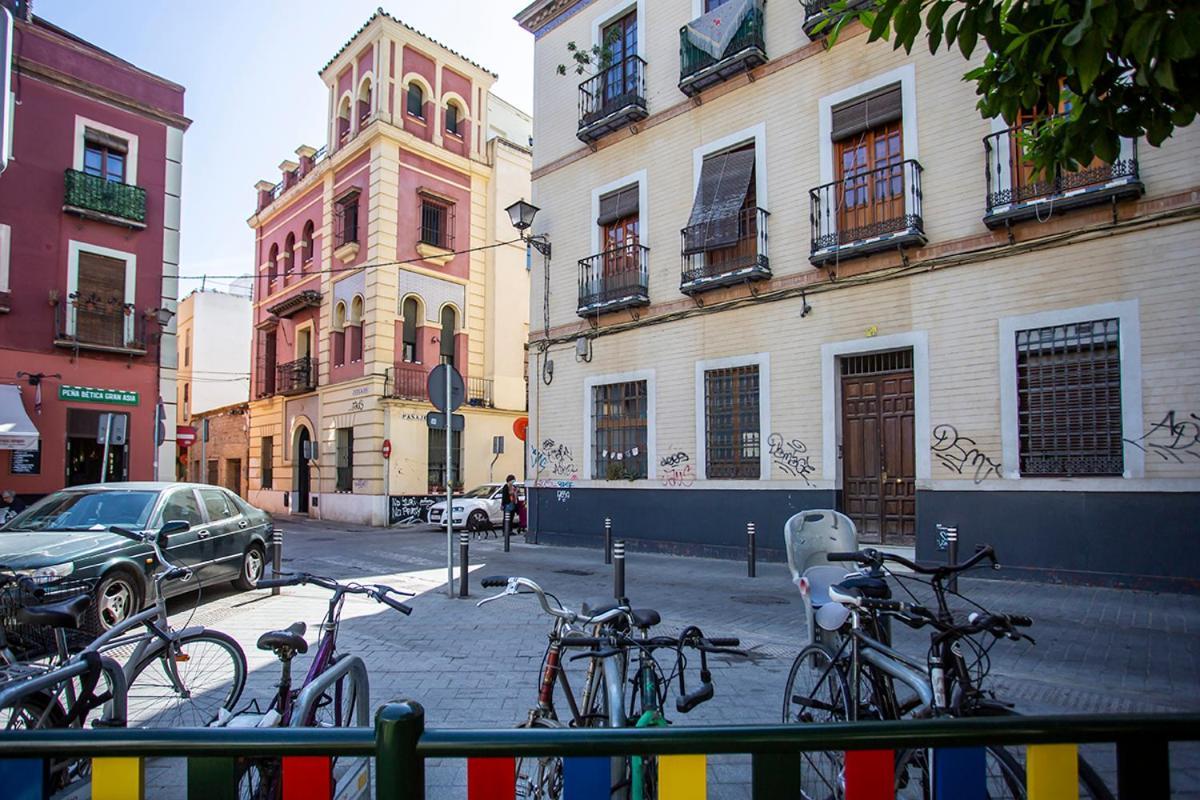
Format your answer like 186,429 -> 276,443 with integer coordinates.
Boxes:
1117,737 -> 1169,799
751,752 -> 802,799
375,700 -> 425,800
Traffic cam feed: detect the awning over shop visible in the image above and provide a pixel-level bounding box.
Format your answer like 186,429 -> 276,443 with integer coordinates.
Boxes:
0,385 -> 39,450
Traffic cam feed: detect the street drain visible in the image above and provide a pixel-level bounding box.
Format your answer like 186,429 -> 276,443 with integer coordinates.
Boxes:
554,569 -> 595,577
730,594 -> 792,606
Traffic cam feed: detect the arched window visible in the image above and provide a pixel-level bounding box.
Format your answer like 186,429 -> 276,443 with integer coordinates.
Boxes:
445,102 -> 462,137
268,243 -> 279,284
358,78 -> 372,124
334,301 -> 347,330
337,96 -> 352,142
401,296 -> 419,363
301,220 -> 314,266
406,83 -> 425,119
439,306 -> 456,366
331,301 -> 347,368
283,232 -> 296,274
349,295 -> 365,362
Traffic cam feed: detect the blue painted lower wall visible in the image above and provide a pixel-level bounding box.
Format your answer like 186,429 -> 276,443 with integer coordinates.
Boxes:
529,486 -> 1200,592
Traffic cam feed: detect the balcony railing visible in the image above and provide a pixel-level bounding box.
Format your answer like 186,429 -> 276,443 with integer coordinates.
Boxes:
680,207 -> 770,293
63,169 -> 147,228
809,159 -> 926,265
578,244 -> 650,315
678,1 -> 767,96
802,0 -> 875,36
467,377 -> 494,408
578,55 -> 648,144
54,294 -> 146,355
387,364 -> 429,402
276,357 -> 317,396
983,121 -> 1143,227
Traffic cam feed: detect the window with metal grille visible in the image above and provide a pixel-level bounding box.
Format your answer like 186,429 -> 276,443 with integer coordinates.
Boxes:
1016,318 -> 1123,477
336,427 -> 354,492
260,436 -> 273,490
705,365 -> 760,478
334,191 -> 360,247
420,197 -> 454,249
592,380 -> 648,480
428,429 -> 463,491
840,349 -> 913,376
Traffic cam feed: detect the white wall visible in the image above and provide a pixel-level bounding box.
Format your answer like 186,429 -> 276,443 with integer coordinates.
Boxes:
486,94 -> 533,148
187,291 -> 253,415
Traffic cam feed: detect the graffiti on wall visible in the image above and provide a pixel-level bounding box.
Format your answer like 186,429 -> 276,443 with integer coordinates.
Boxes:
659,451 -> 695,488
1124,411 -> 1200,463
768,434 -> 815,486
531,438 -> 578,477
931,424 -> 1002,484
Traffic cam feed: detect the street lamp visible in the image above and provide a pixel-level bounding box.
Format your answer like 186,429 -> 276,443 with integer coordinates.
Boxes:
505,198 -> 551,257
152,307 -> 175,329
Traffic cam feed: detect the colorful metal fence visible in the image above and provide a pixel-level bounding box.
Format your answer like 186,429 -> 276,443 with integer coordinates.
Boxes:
0,704 -> 1196,799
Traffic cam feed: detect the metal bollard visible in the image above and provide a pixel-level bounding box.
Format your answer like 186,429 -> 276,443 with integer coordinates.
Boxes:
270,526 -> 283,597
937,524 -> 959,593
613,540 -> 626,604
503,507 -> 511,553
604,517 -> 613,565
747,522 -> 757,578
459,532 -> 470,599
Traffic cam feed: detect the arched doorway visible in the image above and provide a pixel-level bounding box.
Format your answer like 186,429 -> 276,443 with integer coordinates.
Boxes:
294,426 -> 312,514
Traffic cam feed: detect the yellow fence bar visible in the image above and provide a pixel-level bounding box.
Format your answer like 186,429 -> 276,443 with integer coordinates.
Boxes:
658,754 -> 706,799
1027,744 -> 1079,800
92,757 -> 145,800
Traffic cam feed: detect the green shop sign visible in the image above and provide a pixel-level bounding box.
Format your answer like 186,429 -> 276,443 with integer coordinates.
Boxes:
59,385 -> 139,406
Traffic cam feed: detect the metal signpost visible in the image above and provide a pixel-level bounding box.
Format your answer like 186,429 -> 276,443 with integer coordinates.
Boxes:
427,364 -> 465,598
96,413 -> 127,483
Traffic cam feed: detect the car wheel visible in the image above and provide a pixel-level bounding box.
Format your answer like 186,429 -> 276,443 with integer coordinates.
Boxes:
467,509 -> 490,532
233,544 -> 266,592
90,569 -> 143,633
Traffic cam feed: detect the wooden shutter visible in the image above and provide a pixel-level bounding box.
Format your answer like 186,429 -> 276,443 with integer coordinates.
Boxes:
684,146 -> 756,253
831,85 -> 903,141
597,185 -> 639,226
75,253 -> 126,346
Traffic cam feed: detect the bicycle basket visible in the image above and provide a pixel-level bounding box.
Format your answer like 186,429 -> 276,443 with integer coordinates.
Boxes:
0,580 -> 94,661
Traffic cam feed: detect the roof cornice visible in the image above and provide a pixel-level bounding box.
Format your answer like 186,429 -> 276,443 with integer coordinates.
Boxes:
514,0 -> 591,36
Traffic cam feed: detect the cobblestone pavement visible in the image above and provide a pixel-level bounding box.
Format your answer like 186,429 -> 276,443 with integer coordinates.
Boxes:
139,518 -> 1200,798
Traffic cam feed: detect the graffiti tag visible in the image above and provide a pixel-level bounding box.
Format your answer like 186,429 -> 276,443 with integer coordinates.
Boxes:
1124,411 -> 1200,463
531,438 -> 578,476
768,434 -> 815,486
931,424 -> 1002,484
556,490 -> 571,503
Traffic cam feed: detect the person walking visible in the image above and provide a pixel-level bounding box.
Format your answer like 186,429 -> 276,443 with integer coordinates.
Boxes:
0,490 -> 26,524
501,474 -> 518,534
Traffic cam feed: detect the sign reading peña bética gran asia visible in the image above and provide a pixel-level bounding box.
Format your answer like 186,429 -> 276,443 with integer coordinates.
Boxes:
58,385 -> 139,406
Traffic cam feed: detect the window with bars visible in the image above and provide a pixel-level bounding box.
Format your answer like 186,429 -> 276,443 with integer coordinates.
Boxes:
705,365 -> 760,479
428,429 -> 463,491
336,428 -> 354,492
334,191 -> 360,247
592,380 -> 648,480
419,196 -> 454,249
1016,318 -> 1123,477
261,436 -> 274,490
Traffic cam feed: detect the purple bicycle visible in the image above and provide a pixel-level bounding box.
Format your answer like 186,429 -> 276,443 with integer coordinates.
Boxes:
230,572 -> 413,799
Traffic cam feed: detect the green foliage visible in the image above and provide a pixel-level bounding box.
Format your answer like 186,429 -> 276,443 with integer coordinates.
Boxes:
556,28 -> 623,77
821,0 -> 1200,176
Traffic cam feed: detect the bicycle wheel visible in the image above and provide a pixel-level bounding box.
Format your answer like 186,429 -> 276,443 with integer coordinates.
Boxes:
782,644 -> 851,800
237,757 -> 281,800
893,745 -> 1025,800
0,690 -> 89,789
515,716 -> 564,799
125,629 -> 247,727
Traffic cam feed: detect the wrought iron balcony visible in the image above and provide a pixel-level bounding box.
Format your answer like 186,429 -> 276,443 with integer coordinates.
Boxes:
54,293 -> 146,355
578,56 -> 648,144
386,364 -> 429,402
63,170 -> 147,229
983,122 -> 1143,227
680,207 -> 770,294
802,0 -> 875,37
678,1 -> 767,97
809,159 -> 926,265
578,244 -> 650,316
276,357 -> 317,396
467,377 -> 494,408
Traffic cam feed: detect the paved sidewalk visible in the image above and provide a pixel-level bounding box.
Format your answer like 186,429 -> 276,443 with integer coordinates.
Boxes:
142,518 -> 1199,798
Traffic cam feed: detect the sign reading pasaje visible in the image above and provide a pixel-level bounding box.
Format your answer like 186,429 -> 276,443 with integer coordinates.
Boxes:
59,385 -> 139,406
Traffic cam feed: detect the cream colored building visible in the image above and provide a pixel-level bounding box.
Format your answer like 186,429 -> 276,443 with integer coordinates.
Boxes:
245,11 -> 531,526
516,0 -> 1200,587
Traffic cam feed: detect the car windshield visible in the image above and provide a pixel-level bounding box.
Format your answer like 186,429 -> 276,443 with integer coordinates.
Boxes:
2,490 -> 158,532
460,485 -> 497,499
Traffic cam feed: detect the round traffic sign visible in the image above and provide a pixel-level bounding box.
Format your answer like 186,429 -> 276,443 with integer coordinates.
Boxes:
513,416 -> 528,442
427,364 -> 465,412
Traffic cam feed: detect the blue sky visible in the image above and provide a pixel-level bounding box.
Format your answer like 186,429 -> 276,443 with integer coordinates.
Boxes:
37,1 -> 534,294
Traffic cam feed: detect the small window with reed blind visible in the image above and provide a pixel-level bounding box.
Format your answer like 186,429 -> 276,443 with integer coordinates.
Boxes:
335,427 -> 354,492
334,191 -> 360,247
260,436 -> 274,490
705,364 -> 760,479
593,380 -> 648,480
73,251 -> 128,347
1016,318 -> 1123,477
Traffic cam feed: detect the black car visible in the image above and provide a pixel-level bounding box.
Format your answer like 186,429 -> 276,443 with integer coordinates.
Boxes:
0,482 -> 272,632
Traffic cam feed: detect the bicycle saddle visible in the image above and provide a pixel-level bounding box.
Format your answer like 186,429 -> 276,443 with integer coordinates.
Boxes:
836,575 -> 891,600
257,621 -> 308,655
584,602 -> 661,629
16,594 -> 91,629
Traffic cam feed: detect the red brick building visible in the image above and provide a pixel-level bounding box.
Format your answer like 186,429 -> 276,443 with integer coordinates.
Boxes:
0,2 -> 188,497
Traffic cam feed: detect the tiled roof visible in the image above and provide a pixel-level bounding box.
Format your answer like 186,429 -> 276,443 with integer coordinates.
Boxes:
320,7 -> 498,78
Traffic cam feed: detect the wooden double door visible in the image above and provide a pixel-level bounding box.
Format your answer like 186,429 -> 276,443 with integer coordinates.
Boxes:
840,350 -> 916,545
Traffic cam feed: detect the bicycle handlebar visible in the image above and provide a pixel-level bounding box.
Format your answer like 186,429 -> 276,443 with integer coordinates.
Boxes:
108,525 -> 192,584
827,545 -> 999,577
254,572 -> 415,615
474,576 -> 627,627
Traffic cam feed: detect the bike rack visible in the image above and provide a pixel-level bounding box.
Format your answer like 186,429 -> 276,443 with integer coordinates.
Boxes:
288,654 -> 370,728
0,654 -> 128,726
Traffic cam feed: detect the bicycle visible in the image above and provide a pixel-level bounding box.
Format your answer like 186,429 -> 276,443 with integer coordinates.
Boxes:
478,575 -> 740,800
783,545 -> 1113,799
229,571 -> 414,800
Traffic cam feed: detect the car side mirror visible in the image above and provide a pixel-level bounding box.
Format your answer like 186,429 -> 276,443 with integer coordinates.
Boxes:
158,518 -> 190,546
